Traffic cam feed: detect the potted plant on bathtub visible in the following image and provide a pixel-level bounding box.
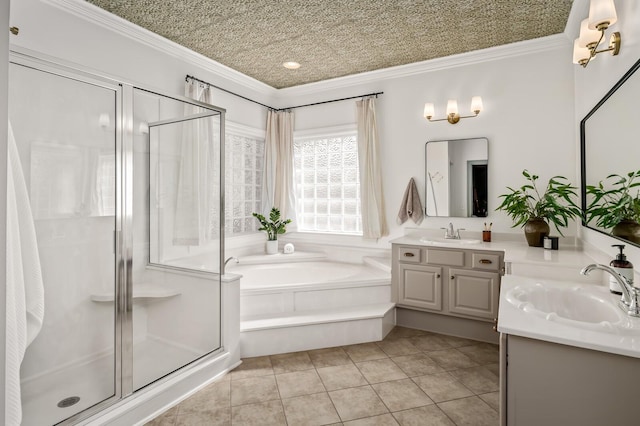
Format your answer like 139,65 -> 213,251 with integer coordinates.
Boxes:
252,207 -> 292,254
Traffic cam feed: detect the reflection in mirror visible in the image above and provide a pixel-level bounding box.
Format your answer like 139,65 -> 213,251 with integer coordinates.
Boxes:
581,58 -> 640,247
425,138 -> 488,217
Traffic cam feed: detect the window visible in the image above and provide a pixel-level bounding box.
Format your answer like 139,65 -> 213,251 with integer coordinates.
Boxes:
294,131 -> 361,234
225,131 -> 264,235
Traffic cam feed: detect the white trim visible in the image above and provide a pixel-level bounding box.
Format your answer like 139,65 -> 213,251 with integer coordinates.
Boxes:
277,34 -> 571,97
46,0 -> 276,98
294,124 -> 357,140
226,121 -> 265,140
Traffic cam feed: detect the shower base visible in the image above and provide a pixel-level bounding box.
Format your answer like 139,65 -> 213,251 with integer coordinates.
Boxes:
21,337 -> 201,426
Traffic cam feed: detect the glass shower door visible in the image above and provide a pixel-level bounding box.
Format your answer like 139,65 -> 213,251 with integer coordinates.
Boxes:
8,61 -> 120,425
131,88 -> 223,391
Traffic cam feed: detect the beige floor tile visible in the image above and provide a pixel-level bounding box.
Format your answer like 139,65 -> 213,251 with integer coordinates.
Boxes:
343,413 -> 399,425
231,375 -> 279,406
392,405 -> 455,426
371,379 -> 433,412
408,334 -> 452,352
437,396 -> 498,426
485,362 -> 500,376
317,363 -> 369,391
343,342 -> 388,362
270,351 -> 314,374
356,358 -> 408,384
145,406 -> 178,426
329,385 -> 389,422
384,326 -> 428,341
309,347 -> 353,368
427,349 -> 478,371
478,391 -> 500,411
412,372 -> 474,403
179,380 -> 230,413
391,354 -> 445,377
175,406 -> 231,426
231,356 -> 274,380
457,343 -> 500,365
376,338 -> 421,357
449,366 -> 499,394
281,392 -> 341,426
275,369 -> 326,399
231,400 -> 287,426
439,335 -> 479,348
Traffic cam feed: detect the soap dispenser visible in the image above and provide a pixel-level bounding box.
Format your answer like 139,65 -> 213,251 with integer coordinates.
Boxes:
609,244 -> 634,295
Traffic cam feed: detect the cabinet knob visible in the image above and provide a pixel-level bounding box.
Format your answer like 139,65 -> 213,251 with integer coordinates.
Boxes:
450,275 -> 455,280
479,259 -> 493,264
492,325 -> 498,332
436,274 -> 441,278
403,252 -> 415,257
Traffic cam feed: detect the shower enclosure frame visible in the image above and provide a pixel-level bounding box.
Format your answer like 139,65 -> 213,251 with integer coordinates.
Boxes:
8,48 -> 230,426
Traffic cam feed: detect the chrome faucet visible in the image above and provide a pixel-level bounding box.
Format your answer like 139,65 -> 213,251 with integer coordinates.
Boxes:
224,256 -> 239,267
441,222 -> 465,239
581,263 -> 640,317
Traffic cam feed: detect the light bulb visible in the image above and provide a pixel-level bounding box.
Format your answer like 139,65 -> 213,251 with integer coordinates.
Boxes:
423,103 -> 434,119
446,100 -> 458,116
588,0 -> 617,30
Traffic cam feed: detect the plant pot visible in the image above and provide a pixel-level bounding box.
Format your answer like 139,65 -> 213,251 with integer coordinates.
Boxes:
266,239 -> 278,255
612,219 -> 640,244
524,218 -> 550,247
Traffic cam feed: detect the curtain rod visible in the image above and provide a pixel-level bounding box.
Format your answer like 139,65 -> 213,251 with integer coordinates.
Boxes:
185,74 -> 383,112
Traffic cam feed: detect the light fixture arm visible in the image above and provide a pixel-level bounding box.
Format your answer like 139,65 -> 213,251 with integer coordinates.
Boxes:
579,29 -> 621,68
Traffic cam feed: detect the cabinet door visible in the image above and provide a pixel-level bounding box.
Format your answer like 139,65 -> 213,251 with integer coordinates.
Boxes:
398,264 -> 442,311
448,268 -> 499,320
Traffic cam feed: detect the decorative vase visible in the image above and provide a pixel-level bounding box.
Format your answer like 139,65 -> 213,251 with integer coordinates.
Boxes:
266,239 -> 278,255
524,218 -> 550,247
612,219 -> 640,245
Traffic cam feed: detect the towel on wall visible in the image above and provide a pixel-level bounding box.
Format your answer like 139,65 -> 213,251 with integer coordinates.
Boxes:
6,121 -> 45,426
397,178 -> 424,225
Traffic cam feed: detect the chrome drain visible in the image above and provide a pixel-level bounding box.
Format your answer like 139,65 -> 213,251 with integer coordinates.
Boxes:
57,396 -> 80,408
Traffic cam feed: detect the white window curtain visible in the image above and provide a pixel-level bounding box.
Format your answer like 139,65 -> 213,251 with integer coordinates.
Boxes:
173,80 -> 218,245
356,97 -> 388,239
262,109 -> 296,222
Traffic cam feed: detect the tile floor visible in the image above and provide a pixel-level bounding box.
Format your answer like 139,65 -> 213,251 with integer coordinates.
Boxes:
146,326 -> 500,425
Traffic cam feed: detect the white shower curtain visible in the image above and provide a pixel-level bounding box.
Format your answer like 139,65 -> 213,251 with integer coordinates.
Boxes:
173,80 -> 217,245
356,97 -> 388,239
6,121 -> 45,426
262,110 -> 296,221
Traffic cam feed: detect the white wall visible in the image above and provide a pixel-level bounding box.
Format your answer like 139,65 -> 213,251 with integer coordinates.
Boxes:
570,0 -> 640,270
288,44 -> 576,245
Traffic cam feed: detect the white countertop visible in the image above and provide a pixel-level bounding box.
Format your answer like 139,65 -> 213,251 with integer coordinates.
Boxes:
498,275 -> 640,358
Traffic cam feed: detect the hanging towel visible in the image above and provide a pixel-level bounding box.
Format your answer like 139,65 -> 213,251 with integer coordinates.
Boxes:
6,121 -> 45,426
397,178 -> 424,225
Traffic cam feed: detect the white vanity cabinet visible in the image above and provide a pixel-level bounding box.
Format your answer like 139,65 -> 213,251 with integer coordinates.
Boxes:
392,243 -> 504,341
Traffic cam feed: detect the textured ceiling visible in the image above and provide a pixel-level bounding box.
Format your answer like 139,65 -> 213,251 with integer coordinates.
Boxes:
86,0 -> 572,89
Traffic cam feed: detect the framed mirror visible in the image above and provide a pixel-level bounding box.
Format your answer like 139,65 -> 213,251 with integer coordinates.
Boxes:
425,137 -> 488,217
581,57 -> 640,247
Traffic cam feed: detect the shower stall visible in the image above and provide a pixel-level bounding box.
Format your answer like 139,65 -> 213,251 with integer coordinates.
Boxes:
7,51 -> 234,425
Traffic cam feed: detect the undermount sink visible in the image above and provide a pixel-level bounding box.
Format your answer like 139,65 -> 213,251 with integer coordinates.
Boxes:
505,283 -> 623,326
419,237 -> 482,245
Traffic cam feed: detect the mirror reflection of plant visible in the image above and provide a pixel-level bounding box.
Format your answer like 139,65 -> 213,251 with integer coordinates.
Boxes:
252,207 -> 292,241
496,170 -> 581,236
586,170 -> 640,228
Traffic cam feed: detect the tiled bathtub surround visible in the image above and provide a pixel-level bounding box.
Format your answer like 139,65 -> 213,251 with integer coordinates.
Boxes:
146,327 -> 499,425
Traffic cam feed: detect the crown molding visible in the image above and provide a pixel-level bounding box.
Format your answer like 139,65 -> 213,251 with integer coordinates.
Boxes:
277,34 -> 572,98
47,0 -> 277,98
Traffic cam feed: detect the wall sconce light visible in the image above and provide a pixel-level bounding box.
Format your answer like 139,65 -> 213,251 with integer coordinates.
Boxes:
98,113 -> 110,128
423,96 -> 483,125
572,0 -> 621,68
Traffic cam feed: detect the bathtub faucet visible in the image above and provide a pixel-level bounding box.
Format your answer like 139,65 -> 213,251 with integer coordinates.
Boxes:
224,256 -> 239,267
581,263 -> 640,317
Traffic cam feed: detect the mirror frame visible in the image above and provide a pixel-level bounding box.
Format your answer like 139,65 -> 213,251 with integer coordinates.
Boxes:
424,137 -> 489,218
580,57 -> 640,247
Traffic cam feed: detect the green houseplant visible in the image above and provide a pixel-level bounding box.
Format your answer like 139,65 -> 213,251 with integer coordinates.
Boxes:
496,170 -> 581,247
252,207 -> 292,254
585,170 -> 640,244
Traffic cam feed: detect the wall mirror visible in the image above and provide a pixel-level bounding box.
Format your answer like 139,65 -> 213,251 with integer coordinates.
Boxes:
581,57 -> 640,247
425,137 -> 488,217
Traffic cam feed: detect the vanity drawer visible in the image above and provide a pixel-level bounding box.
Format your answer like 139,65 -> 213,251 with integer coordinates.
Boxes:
425,249 -> 465,266
471,252 -> 501,271
399,247 -> 421,263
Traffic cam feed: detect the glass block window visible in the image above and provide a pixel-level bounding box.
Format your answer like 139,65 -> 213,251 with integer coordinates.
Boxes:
294,133 -> 362,234
225,133 -> 264,235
